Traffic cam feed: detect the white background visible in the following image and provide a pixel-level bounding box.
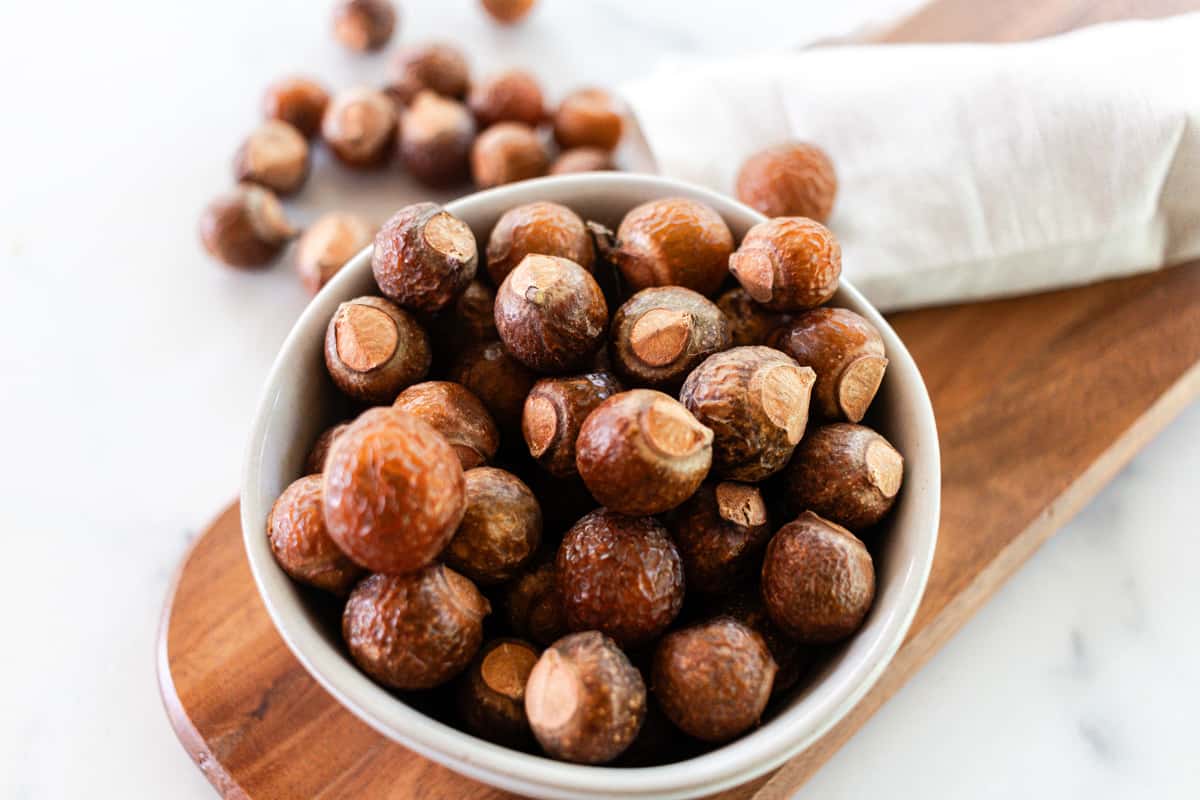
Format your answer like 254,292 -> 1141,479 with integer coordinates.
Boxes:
0,1 -> 1197,797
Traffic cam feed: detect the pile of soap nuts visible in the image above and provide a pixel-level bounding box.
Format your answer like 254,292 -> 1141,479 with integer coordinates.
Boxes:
198,0 -> 624,295
266,187 -> 903,765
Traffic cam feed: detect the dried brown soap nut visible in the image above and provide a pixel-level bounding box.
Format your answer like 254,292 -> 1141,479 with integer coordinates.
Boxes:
556,509 -> 685,647
575,389 -> 712,514
736,142 -> 838,222
468,69 -> 545,128
594,197 -> 735,297
449,340 -> 538,433
233,120 -> 310,195
761,511 -> 875,643
444,467 -> 542,585
294,212 -> 373,295
480,0 -> 536,24
305,421 -> 350,474
323,407 -> 466,574
372,202 -> 478,314
553,88 -> 623,151
399,91 -> 476,188
199,184 -> 296,269
522,371 -> 622,478
485,201 -> 595,287
505,560 -> 568,646
550,147 -> 614,175
784,423 -> 903,531
332,0 -> 396,52
471,122 -> 548,189
324,296 -> 432,405
717,287 -> 788,348
343,566 -> 489,690
671,481 -> 771,594
494,254 -> 608,373
525,631 -> 646,764
321,87 -> 398,168
457,638 -> 541,747
610,286 -> 731,390
267,475 -> 363,595
718,588 -> 812,696
770,307 -> 887,423
729,217 -> 841,312
388,43 -> 471,105
680,346 -> 814,482
263,76 -> 330,138
652,618 -> 776,742
393,381 -> 499,469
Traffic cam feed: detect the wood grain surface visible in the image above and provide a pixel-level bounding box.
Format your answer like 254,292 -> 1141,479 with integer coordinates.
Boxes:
158,1 -> 1200,797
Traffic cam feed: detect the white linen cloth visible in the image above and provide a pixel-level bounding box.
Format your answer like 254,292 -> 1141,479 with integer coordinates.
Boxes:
621,14 -> 1200,311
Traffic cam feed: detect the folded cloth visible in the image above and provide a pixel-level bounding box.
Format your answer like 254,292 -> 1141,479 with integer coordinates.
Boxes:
620,14 -> 1200,312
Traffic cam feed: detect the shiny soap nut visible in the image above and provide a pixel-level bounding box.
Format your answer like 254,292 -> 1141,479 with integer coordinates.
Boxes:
556,509 -> 685,647
399,91 -> 476,188
609,286 -> 731,390
233,120 -> 309,195
480,0 -> 536,24
372,202 -> 478,314
468,69 -> 545,128
553,88 -> 623,151
323,296 -> 431,405
485,201 -> 595,287
575,389 -> 712,514
729,216 -> 841,311
332,0 -> 397,52
262,76 -> 330,138
387,43 -> 471,105
670,481 -> 772,594
504,560 -> 568,646
443,467 -> 542,585
680,346 -> 815,482
448,340 -> 538,433
267,475 -> 363,595
393,381 -> 498,469
343,566 -> 489,690
199,184 -> 295,269
294,212 -> 373,295
550,147 -> 614,175
322,407 -> 466,574
717,287 -> 789,348
761,511 -> 875,643
305,421 -> 350,474
321,87 -> 398,168
783,423 -> 903,531
716,588 -> 813,696
524,631 -> 646,764
736,142 -> 838,222
471,122 -> 548,189
457,638 -> 541,747
522,371 -> 622,478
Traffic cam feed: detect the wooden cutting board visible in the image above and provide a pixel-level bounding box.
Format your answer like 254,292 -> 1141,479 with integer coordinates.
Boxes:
157,1 -> 1200,797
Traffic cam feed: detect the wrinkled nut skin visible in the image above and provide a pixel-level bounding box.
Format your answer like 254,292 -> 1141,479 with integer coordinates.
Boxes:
457,638 -> 541,747
322,407 -> 467,574
481,0 -> 536,24
233,120 -> 310,195
263,76 -> 330,138
332,0 -> 396,52
670,481 -> 772,594
486,201 -> 595,287
761,511 -> 875,643
494,254 -> 608,374
372,202 -> 479,314
388,43 -> 471,104
399,91 -> 476,188
717,287 -> 789,348
448,340 -> 538,433
444,467 -> 542,585
471,122 -> 548,189
784,423 -> 904,531
680,346 -> 815,482
550,147 -> 614,175
729,217 -> 841,312
736,142 -> 838,222
468,69 -> 545,128
553,88 -> 623,151
522,371 -> 622,478
525,631 -> 646,764
556,509 -> 685,647
575,389 -> 713,515
609,286 -> 731,390
652,618 -> 776,742
295,212 -> 374,295
769,308 -> 887,423
393,381 -> 499,469
505,560 -> 569,646
321,87 -> 398,168
343,566 -> 489,690
717,588 -> 812,696
599,198 -> 734,297
267,475 -> 364,595
305,421 -> 351,474
323,296 -> 432,405
199,184 -> 295,269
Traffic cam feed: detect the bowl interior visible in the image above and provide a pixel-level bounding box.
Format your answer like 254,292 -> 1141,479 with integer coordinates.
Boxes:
242,173 -> 940,799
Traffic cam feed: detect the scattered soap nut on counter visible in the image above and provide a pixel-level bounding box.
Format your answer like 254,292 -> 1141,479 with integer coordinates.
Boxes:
199,184 -> 296,269
294,212 -> 373,295
332,0 -> 397,53
262,76 -> 330,138
233,120 -> 310,195
480,0 -> 537,25
736,141 -> 838,222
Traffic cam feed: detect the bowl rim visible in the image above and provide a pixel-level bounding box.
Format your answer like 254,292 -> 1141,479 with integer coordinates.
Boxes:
242,172 -> 940,799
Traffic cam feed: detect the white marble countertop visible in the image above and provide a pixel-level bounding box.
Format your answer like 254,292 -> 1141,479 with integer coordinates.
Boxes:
1,1 -> 1197,797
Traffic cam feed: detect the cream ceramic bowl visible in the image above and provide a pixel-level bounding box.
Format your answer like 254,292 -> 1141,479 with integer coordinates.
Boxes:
242,173 -> 940,800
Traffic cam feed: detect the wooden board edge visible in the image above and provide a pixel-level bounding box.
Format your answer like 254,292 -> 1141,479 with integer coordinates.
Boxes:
748,359 -> 1200,798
